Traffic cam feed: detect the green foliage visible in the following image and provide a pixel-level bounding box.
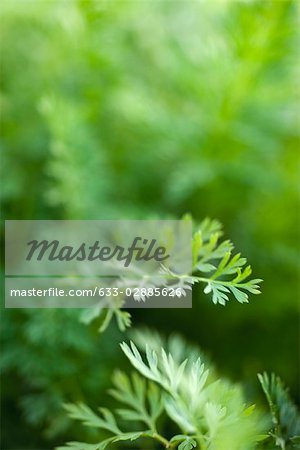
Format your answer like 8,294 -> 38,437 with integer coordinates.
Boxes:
0,307 -> 122,445
1,215 -> 261,447
258,373 -> 300,449
81,217 -> 262,331
129,328 -> 214,379
189,217 -> 262,305
58,337 -> 266,450
1,0 -> 299,448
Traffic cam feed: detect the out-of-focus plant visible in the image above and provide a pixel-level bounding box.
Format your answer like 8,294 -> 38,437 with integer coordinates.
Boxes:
0,306 -> 122,446
57,335 -> 265,450
258,373 -> 300,449
56,334 -> 300,450
1,0 -> 299,448
54,329 -> 300,450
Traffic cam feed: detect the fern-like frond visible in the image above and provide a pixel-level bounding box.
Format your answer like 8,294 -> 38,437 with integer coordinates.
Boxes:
258,372 -> 300,449
109,371 -> 163,429
79,217 -> 262,332
58,337 -> 265,450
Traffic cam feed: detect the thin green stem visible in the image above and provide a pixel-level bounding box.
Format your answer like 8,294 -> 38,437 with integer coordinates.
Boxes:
150,432 -> 174,448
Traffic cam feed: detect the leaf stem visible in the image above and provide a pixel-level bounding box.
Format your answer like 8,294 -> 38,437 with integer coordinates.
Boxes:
151,432 -> 174,448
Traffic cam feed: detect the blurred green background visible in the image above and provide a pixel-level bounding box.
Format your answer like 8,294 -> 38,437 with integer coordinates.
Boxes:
1,0 -> 299,448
